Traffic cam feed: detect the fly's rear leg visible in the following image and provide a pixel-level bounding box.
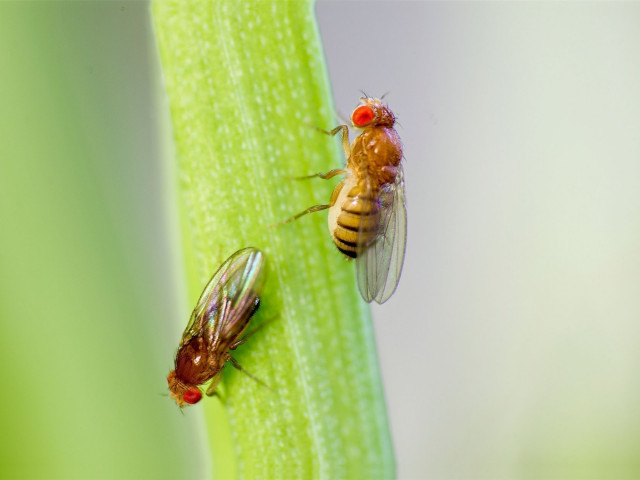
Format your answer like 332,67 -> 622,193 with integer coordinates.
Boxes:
229,356 -> 271,390
271,204 -> 330,227
230,314 -> 279,350
272,178 -> 345,227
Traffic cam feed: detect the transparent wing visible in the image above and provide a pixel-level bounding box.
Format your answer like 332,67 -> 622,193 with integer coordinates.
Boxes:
180,247 -> 267,350
356,167 -> 407,304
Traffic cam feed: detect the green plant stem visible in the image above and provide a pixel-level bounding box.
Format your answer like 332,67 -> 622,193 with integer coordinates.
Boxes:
153,1 -> 394,478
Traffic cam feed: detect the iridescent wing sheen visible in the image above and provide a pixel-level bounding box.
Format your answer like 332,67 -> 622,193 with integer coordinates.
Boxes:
356,166 -> 407,304
179,247 -> 267,351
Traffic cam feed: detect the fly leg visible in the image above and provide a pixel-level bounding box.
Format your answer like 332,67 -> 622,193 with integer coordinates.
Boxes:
229,356 -> 271,390
205,371 -> 223,397
271,176 -> 345,227
288,168 -> 347,181
270,204 -> 330,227
230,314 -> 279,350
314,124 -> 351,158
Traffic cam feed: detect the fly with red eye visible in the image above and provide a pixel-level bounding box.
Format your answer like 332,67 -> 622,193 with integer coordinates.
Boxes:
278,96 -> 407,304
167,247 -> 267,408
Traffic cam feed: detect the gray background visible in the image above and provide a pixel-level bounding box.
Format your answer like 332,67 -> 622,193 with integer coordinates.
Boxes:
317,2 -> 640,479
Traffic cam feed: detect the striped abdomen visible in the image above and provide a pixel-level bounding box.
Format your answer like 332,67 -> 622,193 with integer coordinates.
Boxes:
328,176 -> 380,258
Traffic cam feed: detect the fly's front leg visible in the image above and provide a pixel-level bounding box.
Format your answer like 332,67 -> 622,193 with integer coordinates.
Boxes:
205,370 -> 223,397
288,168 -> 347,181
315,124 -> 351,158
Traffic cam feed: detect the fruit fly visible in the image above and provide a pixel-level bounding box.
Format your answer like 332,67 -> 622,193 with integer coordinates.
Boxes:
167,247 -> 267,407
283,96 -> 406,304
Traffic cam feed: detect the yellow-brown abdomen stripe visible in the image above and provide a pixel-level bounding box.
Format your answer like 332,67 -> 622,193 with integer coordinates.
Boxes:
332,195 -> 380,258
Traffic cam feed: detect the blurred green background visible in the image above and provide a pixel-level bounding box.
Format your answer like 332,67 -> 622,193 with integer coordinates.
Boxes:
0,3 -> 206,478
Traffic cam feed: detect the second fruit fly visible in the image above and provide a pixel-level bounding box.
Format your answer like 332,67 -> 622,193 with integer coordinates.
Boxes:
282,96 -> 407,304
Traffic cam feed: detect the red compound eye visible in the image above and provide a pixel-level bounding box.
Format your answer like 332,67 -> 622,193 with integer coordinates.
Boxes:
183,388 -> 202,405
352,105 -> 375,127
